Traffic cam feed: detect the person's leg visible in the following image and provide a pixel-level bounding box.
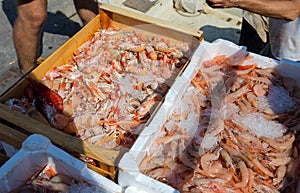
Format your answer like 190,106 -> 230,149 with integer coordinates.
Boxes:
239,18 -> 268,54
13,0 -> 47,73
73,0 -> 99,26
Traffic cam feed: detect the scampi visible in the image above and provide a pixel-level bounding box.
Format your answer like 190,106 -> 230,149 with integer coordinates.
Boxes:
140,54 -> 300,193
5,28 -> 191,153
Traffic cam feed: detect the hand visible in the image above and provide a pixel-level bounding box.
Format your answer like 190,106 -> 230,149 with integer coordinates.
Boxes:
206,0 -> 237,8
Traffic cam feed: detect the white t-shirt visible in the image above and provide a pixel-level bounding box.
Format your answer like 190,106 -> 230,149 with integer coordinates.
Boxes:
269,16 -> 300,61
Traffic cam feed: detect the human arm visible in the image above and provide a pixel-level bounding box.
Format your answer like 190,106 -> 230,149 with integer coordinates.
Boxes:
206,0 -> 300,20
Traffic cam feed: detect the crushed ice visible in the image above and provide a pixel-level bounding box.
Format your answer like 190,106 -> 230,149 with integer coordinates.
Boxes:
234,112 -> 287,139
257,85 -> 296,114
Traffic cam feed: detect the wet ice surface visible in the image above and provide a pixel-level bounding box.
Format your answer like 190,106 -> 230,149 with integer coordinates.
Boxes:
234,112 -> 287,139
257,85 -> 296,114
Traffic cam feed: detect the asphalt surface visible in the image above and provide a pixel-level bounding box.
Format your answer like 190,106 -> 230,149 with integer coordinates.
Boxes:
0,0 -> 82,94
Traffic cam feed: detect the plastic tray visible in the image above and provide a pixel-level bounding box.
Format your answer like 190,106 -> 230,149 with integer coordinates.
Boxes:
0,134 -> 122,193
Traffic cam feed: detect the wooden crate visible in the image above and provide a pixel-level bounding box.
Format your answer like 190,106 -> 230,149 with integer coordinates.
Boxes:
0,4 -> 202,180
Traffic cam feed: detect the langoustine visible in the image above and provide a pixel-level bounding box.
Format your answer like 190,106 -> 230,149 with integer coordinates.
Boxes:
139,53 -> 300,192
5,27 -> 191,151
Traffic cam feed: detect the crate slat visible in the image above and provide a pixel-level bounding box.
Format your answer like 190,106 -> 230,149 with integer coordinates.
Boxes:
0,104 -> 121,166
0,123 -> 27,149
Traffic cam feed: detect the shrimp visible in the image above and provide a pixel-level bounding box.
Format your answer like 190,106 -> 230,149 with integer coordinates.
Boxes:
220,149 -> 234,169
220,142 -> 254,168
127,43 -> 146,52
200,147 -> 222,171
135,93 -> 162,119
155,41 -> 175,53
203,181 -> 228,193
84,80 -> 107,101
268,157 -> 292,167
252,158 -> 274,177
261,134 -> 295,151
225,84 -> 250,103
272,165 -> 287,186
247,169 -> 254,193
234,161 -> 249,189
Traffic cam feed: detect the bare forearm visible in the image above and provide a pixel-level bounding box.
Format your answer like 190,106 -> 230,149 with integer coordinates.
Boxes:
236,0 -> 300,20
207,0 -> 300,20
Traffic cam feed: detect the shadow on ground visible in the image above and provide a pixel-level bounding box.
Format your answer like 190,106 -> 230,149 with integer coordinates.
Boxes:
200,25 -> 241,44
2,0 -> 81,38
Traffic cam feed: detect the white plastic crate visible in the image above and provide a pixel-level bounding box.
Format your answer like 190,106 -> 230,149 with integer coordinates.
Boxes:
0,134 -> 122,193
118,39 -> 300,193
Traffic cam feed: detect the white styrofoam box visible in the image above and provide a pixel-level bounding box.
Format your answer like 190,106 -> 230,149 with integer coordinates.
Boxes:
0,134 -> 122,193
124,186 -> 149,193
275,58 -> 300,87
118,38 -> 300,193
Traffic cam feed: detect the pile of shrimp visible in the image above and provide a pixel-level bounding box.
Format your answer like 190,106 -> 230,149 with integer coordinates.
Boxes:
9,165 -> 101,193
5,27 -> 191,150
139,54 -> 300,193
